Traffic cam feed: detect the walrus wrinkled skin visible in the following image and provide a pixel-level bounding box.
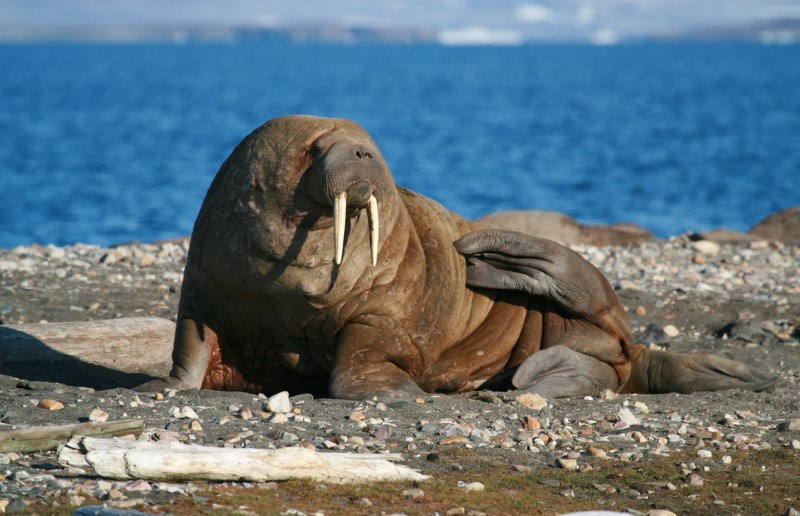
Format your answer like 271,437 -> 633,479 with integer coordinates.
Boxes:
137,115 -> 779,399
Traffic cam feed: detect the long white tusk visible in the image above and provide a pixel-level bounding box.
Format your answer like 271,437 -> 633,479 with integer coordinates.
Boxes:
334,192 -> 347,265
367,194 -> 379,267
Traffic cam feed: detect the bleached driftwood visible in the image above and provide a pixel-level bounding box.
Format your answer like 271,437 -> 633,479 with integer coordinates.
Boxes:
0,317 -> 175,376
0,419 -> 144,453
58,437 -> 429,483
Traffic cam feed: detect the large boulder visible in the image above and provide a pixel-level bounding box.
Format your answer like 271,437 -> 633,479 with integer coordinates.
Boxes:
748,206 -> 800,244
476,210 -> 653,247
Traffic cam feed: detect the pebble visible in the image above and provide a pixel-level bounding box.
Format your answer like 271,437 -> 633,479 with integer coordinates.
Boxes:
266,391 -> 292,413
458,481 -> 485,492
169,406 -> 199,419
403,488 -> 425,499
373,425 -> 393,441
697,449 -> 713,458
588,446 -> 607,458
89,407 -> 110,422
4,498 -> 28,513
558,458 -> 578,470
602,389 -> 618,400
37,399 -> 64,410
266,413 -> 289,424
617,408 -> 640,426
778,419 -> 800,431
686,473 -> 704,486
692,240 -> 720,255
238,406 -> 253,420
662,324 -> 680,337
515,392 -> 548,411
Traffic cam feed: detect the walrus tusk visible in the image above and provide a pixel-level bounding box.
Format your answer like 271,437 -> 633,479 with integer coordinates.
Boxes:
334,192 -> 347,265
367,194 -> 379,267
334,193 -> 379,267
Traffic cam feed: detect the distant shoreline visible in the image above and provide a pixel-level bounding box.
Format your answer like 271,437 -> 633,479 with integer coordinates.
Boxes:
2,18 -> 800,46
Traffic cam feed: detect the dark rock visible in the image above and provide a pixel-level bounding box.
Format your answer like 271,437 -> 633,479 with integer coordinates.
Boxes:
749,206 -> 800,243
716,321 -> 770,345
476,210 -> 653,247
694,229 -> 757,242
636,323 -> 669,345
1,410 -> 19,424
373,425 -> 393,441
5,499 -> 29,514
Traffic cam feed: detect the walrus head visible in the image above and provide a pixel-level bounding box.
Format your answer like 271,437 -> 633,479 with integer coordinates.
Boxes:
304,127 -> 389,266
199,115 -> 396,279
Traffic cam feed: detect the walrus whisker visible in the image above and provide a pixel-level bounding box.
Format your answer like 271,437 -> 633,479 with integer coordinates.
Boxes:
334,191 -> 347,265
368,194 -> 379,267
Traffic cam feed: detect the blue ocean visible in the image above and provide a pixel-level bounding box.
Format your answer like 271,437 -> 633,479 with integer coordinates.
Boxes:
1,42 -> 799,247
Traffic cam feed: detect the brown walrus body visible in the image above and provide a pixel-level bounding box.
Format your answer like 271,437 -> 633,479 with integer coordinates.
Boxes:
138,115 -> 778,399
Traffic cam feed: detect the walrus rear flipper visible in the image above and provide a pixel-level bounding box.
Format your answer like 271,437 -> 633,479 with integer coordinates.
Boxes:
511,345 -> 619,397
621,345 -> 780,394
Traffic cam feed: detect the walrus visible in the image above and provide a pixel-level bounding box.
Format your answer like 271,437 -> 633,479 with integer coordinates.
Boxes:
137,115 -> 778,399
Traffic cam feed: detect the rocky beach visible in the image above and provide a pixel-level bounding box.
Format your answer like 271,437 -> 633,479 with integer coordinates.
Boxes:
0,231 -> 798,515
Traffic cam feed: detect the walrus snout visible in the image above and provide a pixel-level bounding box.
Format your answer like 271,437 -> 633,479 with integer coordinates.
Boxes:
308,137 -> 389,268
345,181 -> 373,208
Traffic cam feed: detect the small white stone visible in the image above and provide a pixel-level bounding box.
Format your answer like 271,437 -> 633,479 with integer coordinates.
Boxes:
558,458 -> 578,470
88,407 -> 109,423
266,391 -> 292,413
459,481 -> 485,492
721,455 -> 732,464
402,488 -> 425,499
663,325 -> 680,337
170,406 -> 198,419
692,240 -> 720,255
47,246 -> 66,259
601,389 -> 618,400
617,408 -> 640,426
697,449 -> 713,458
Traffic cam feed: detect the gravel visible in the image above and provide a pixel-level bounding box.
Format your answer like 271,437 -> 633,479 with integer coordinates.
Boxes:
0,235 -> 798,513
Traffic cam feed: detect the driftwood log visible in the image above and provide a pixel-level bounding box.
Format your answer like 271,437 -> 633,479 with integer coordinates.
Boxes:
0,317 -> 174,388
58,437 -> 429,483
0,419 -> 144,453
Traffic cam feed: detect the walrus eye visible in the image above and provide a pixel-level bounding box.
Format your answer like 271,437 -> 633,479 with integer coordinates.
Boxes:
333,192 -> 379,267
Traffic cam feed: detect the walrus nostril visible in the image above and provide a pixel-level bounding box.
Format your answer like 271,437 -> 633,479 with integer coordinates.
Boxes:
354,149 -> 373,160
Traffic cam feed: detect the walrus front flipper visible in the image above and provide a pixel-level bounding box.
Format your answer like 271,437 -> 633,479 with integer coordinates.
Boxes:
454,230 -> 627,332
329,323 -> 427,400
512,345 -> 619,397
135,318 -> 213,392
622,345 -> 780,394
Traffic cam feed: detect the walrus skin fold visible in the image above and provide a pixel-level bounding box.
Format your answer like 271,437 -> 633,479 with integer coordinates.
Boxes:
137,115 -> 779,399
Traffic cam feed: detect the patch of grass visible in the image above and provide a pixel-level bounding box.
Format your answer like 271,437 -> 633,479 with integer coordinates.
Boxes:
23,448 -> 799,515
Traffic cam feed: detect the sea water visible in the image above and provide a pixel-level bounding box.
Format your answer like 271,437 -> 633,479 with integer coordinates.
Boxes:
1,41 -> 799,247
